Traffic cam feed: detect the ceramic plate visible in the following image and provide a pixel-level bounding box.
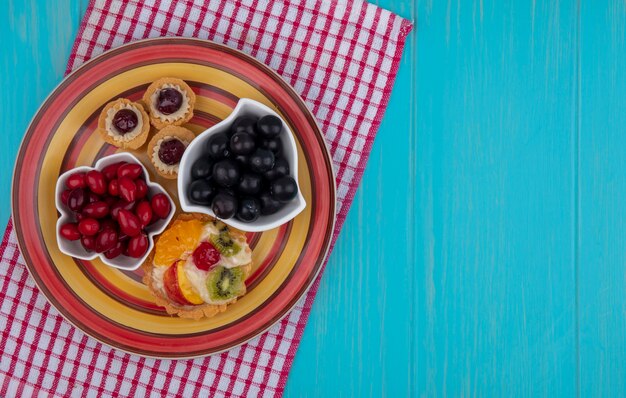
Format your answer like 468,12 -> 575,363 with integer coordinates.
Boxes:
12,38 -> 336,358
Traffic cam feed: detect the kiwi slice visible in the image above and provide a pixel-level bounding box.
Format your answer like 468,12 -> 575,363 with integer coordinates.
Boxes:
206,266 -> 245,302
209,232 -> 241,257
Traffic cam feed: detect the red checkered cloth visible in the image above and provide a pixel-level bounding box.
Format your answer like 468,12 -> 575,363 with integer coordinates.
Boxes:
0,0 -> 411,396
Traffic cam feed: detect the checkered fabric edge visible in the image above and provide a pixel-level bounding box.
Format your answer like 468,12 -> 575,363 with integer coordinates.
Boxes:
0,0 -> 412,396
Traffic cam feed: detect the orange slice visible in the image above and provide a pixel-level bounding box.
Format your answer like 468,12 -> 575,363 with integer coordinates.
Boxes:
153,219 -> 204,267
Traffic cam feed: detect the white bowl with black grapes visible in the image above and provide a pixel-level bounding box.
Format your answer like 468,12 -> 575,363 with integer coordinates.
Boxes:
178,98 -> 306,232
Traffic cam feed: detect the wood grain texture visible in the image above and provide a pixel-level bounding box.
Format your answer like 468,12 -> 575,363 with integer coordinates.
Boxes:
413,1 -> 579,396
579,1 -> 626,396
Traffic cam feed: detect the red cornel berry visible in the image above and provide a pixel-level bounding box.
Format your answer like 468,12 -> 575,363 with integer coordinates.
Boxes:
101,162 -> 125,180
126,233 -> 148,258
151,193 -> 171,219
192,242 -> 221,271
85,170 -> 107,195
59,223 -> 80,241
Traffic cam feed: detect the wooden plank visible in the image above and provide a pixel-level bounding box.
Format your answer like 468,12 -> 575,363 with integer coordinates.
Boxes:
579,1 -> 626,395
414,0 -> 578,395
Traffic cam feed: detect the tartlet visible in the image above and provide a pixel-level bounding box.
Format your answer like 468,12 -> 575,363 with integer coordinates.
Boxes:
97,98 -> 150,149
147,125 -> 196,179
142,213 -> 252,320
142,77 -> 196,129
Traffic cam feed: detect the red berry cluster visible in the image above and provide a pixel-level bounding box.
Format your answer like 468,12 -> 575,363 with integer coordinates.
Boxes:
58,161 -> 172,259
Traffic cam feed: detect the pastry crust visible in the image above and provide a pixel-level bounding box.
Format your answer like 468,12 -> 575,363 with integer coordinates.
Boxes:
146,125 -> 196,179
142,213 -> 252,320
97,98 -> 150,149
142,77 -> 196,129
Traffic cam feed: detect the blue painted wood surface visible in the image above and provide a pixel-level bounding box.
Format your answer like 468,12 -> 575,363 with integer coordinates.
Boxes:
3,0 -> 625,396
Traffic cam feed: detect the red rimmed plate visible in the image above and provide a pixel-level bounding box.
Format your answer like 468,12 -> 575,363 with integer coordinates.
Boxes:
12,38 -> 335,358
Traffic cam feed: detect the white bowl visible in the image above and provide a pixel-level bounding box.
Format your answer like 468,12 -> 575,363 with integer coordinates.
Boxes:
55,153 -> 175,271
178,98 -> 306,232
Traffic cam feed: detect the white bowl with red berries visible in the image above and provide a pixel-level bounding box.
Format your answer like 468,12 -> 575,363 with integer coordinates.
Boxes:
55,153 -> 175,271
178,98 -> 306,232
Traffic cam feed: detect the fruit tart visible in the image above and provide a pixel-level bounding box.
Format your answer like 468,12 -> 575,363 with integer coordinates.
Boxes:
97,98 -> 150,149
147,125 -> 196,179
143,213 -> 252,319
143,77 -> 196,129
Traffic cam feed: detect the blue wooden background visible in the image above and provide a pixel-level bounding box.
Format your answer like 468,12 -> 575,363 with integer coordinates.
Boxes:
3,0 -> 625,396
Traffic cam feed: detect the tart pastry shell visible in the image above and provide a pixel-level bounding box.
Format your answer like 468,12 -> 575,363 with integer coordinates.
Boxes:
97,98 -> 150,149
142,213 -> 252,320
143,77 -> 196,129
147,125 -> 196,179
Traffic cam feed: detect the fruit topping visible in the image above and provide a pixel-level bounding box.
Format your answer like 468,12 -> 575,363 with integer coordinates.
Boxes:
206,266 -> 245,302
177,260 -> 204,304
112,109 -> 138,134
192,241 -> 221,271
158,138 -> 186,165
156,88 -> 183,115
209,232 -> 241,257
163,260 -> 192,305
153,219 -> 204,267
